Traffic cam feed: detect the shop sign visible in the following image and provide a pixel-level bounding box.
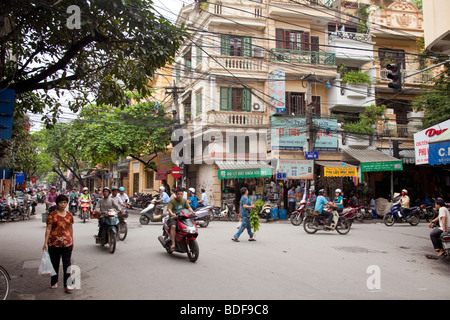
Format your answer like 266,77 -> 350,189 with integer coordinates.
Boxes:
360,161 -> 403,172
324,167 -> 357,177
157,168 -> 167,180
304,151 -> 318,159
218,168 -> 272,180
276,159 -> 313,180
429,142 -> 450,165
414,119 -> 450,165
269,70 -> 285,114
271,117 -> 338,151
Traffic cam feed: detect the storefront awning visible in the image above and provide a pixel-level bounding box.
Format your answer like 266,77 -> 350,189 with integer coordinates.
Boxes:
429,129 -> 450,165
342,149 -> 403,172
216,161 -> 273,180
315,161 -> 358,177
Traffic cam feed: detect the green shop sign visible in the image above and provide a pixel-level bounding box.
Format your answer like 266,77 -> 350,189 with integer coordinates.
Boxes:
218,168 -> 273,180
360,161 -> 403,172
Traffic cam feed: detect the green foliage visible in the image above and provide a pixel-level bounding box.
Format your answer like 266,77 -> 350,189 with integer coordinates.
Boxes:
341,70 -> 372,85
343,104 -> 386,134
250,199 -> 264,234
1,0 -> 187,125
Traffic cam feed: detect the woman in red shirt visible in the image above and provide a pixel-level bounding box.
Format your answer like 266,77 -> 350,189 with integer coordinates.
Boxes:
43,194 -> 74,293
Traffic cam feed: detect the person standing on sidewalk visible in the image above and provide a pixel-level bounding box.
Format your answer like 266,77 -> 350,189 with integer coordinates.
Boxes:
232,187 -> 256,242
43,194 -> 74,293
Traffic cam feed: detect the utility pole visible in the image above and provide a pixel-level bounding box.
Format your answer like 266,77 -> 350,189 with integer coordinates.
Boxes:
165,86 -> 185,121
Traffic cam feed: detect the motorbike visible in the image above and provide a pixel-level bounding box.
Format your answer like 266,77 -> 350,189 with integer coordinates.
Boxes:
303,206 -> 351,235
158,209 -> 199,262
258,200 -> 274,222
192,205 -> 214,228
355,205 -> 377,222
118,210 -> 128,241
79,199 -> 90,223
94,210 -> 120,254
290,200 -> 307,226
419,204 -> 437,221
69,198 -> 78,215
211,200 -> 238,221
0,203 -> 21,221
42,202 -> 56,223
139,195 -> 160,225
383,202 -> 420,226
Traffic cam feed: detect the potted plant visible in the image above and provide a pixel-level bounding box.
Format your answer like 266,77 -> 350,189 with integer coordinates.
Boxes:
341,70 -> 372,86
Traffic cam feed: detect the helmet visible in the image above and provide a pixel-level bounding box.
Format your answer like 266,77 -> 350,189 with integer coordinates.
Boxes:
119,187 -> 125,191
83,187 -> 89,191
401,189 -> 408,194
318,189 -> 325,195
103,187 -> 111,193
189,188 -> 195,193
111,186 -> 119,191
335,189 -> 341,193
159,186 -> 166,191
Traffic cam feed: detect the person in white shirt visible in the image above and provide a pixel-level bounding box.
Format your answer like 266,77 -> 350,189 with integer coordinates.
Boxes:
6,191 -> 18,213
198,188 -> 208,207
429,199 -> 450,258
117,187 -> 129,207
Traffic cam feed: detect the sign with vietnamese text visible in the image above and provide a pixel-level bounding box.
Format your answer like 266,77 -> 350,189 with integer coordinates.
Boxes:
414,119 -> 450,165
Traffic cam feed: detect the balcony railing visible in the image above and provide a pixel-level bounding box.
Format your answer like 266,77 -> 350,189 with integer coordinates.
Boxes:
328,31 -> 372,43
207,111 -> 267,126
212,56 -> 264,72
269,48 -> 335,66
381,124 -> 410,138
380,68 -> 434,84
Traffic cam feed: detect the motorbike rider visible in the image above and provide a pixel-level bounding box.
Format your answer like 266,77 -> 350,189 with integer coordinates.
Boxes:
397,189 -> 410,217
315,189 -> 333,228
79,187 -> 92,215
153,186 -> 170,220
117,187 -> 130,207
94,187 -> 123,237
6,191 -> 18,213
331,189 -> 344,213
167,189 -> 195,252
111,186 -> 126,210
69,188 -> 79,201
197,188 -> 208,208
428,199 -> 450,258
23,188 -> 37,218
45,186 -> 59,212
187,188 -> 198,210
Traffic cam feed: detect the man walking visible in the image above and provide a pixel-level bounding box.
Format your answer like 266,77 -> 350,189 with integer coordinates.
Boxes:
232,187 -> 256,242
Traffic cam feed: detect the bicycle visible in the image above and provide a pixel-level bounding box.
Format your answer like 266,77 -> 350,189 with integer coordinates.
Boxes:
0,265 -> 11,300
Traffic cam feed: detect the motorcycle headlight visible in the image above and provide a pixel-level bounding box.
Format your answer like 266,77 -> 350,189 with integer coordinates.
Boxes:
186,226 -> 198,234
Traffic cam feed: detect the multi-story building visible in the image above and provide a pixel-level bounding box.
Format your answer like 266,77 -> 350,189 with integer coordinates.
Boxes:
161,0 -> 437,207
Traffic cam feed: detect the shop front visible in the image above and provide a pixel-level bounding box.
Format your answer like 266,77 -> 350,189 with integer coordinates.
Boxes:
315,161 -> 358,200
342,149 -> 403,201
217,161 -> 273,214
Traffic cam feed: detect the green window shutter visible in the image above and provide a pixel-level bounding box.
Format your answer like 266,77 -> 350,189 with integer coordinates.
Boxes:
243,37 -> 252,57
221,35 -> 230,56
242,88 -> 252,112
220,87 -> 232,110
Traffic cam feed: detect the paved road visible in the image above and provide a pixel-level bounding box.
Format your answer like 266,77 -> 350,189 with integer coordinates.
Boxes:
1,204 -> 449,300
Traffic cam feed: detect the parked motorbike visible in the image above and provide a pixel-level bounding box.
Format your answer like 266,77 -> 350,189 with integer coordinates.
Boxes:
419,204 -> 437,221
192,205 -> 213,228
94,210 -> 120,254
303,207 -> 351,235
79,199 -> 90,223
355,205 -> 377,222
139,195 -> 160,225
258,201 -> 274,222
69,198 -> 78,215
383,202 -> 420,226
211,200 -> 238,221
290,200 -> 307,226
0,203 -> 21,221
158,209 -> 199,262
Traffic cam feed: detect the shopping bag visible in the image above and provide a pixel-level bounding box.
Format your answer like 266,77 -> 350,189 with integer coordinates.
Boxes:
38,250 -> 56,277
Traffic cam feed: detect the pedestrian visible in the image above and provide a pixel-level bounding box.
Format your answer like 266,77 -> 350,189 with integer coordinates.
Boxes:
43,194 -> 74,293
287,185 -> 296,218
428,199 -> 450,258
232,187 -> 256,242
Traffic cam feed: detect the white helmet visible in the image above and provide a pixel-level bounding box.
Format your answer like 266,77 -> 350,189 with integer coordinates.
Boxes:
335,189 -> 342,193
189,187 -> 195,193
159,186 -> 166,191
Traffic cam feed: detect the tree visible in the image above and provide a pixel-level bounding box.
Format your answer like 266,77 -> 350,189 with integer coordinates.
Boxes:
342,104 -> 386,134
73,98 -> 174,170
0,0 -> 186,124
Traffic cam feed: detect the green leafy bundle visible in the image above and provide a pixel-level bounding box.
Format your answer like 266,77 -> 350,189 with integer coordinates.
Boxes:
249,200 -> 265,234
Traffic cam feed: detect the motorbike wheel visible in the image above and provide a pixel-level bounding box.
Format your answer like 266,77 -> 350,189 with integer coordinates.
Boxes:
290,214 -> 303,226
228,210 -> 238,221
108,229 -> 116,254
383,214 -> 395,226
139,215 -> 150,225
355,209 -> 364,222
118,221 -> 128,240
336,219 -> 351,235
408,214 -> 420,226
303,216 -> 318,234
187,239 -> 199,262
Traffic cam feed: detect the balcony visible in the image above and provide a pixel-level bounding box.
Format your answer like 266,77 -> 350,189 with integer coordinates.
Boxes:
269,48 -> 335,66
207,110 -> 268,127
211,56 -> 264,72
380,68 -> 434,84
326,32 -> 374,62
328,77 -> 375,113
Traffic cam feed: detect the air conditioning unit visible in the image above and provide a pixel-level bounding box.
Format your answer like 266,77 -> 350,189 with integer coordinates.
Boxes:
251,96 -> 265,112
253,46 -> 264,58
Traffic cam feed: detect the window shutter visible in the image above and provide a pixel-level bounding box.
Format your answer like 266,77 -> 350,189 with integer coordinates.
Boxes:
242,88 -> 252,112
196,91 -> 202,116
221,34 -> 230,56
302,32 -> 310,51
243,37 -> 252,57
220,87 -> 232,110
275,28 -> 284,49
283,30 -> 291,49
311,36 -> 319,52
196,43 -> 202,65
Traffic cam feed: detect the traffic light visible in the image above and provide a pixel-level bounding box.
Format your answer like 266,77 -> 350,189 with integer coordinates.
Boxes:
386,63 -> 403,92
